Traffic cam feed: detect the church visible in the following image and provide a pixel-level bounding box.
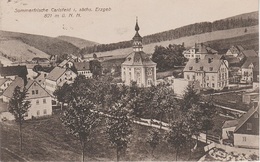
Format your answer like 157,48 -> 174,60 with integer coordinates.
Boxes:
121,19 -> 157,87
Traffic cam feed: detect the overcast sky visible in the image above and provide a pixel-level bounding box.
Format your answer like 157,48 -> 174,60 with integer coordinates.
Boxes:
0,0 -> 258,44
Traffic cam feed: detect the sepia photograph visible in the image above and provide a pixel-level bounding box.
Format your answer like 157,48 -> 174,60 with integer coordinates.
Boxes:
0,0 -> 259,161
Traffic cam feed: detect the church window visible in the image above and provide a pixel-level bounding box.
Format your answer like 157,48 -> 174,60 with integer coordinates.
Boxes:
147,79 -> 152,86
147,68 -> 152,76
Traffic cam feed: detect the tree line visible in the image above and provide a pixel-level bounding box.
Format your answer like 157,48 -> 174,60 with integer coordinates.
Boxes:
79,17 -> 258,54
9,75 -> 217,161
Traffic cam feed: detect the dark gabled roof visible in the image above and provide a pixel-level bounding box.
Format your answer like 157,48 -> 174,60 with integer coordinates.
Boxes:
183,54 -> 225,73
122,51 -> 156,66
0,65 -> 28,77
45,67 -> 67,81
74,62 -> 90,71
3,77 -> 51,99
234,105 -> 259,132
240,50 -> 258,58
223,55 -> 241,64
241,57 -> 259,68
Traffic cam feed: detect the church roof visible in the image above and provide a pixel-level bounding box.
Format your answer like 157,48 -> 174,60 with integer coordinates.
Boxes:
122,51 -> 156,66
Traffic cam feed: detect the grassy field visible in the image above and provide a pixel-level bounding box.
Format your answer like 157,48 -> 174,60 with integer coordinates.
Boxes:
1,114 -> 206,161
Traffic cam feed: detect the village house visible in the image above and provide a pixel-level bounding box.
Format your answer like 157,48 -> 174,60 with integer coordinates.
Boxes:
2,77 -> 52,120
222,103 -> 259,149
240,57 -> 259,84
0,78 -> 12,93
237,49 -> 258,61
182,43 -> 218,59
226,45 -> 244,57
0,65 -> 28,80
121,19 -> 157,87
74,62 -> 92,78
183,54 -> 229,90
45,67 -> 77,94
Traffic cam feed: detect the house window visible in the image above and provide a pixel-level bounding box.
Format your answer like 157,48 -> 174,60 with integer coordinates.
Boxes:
189,67 -> 193,70
187,75 -> 190,80
43,99 -> 46,104
193,75 -> 195,79
36,90 -> 38,94
247,123 -> 252,130
32,90 -> 35,95
209,67 -> 213,71
200,67 -> 203,71
212,76 -> 214,81
206,76 -> 209,80
43,109 -> 47,114
212,83 -> 215,88
36,100 -> 39,105
243,137 -> 246,142
207,83 -> 209,87
37,110 -> 40,116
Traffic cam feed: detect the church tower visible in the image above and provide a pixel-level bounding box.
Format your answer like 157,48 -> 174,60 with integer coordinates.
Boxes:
132,18 -> 143,52
121,18 -> 157,87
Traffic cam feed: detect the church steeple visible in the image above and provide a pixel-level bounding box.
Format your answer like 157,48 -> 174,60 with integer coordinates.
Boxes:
132,17 -> 143,52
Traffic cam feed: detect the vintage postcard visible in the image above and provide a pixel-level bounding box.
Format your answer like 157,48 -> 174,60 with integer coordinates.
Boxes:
0,0 -> 259,161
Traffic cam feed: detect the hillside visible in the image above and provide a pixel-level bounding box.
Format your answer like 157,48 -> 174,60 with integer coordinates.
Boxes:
224,11 -> 258,20
0,30 -> 80,60
56,36 -> 99,49
85,25 -> 258,60
81,11 -> 258,54
0,115 -> 205,161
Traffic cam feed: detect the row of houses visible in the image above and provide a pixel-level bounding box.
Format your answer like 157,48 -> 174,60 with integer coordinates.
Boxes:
0,54 -> 94,120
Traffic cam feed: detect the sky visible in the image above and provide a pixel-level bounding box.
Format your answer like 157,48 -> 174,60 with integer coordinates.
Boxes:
0,0 -> 258,44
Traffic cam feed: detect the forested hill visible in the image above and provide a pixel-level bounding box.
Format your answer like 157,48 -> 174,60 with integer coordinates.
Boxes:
80,11 -> 258,55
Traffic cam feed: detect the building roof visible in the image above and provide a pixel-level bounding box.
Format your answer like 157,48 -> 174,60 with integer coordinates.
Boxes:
122,51 -> 156,66
3,77 -> 51,99
34,72 -> 46,84
0,78 -> 10,86
74,62 -> 90,71
234,105 -> 259,132
223,55 -> 241,64
58,60 -> 69,67
45,67 -> 67,81
183,54 -> 226,73
222,119 -> 239,129
227,45 -> 244,54
241,57 -> 259,68
0,65 -> 28,77
240,50 -> 258,58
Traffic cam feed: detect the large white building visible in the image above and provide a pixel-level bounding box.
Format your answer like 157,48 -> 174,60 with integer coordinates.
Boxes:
45,67 -> 77,94
121,19 -> 157,87
183,54 -> 229,90
3,77 -> 52,120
